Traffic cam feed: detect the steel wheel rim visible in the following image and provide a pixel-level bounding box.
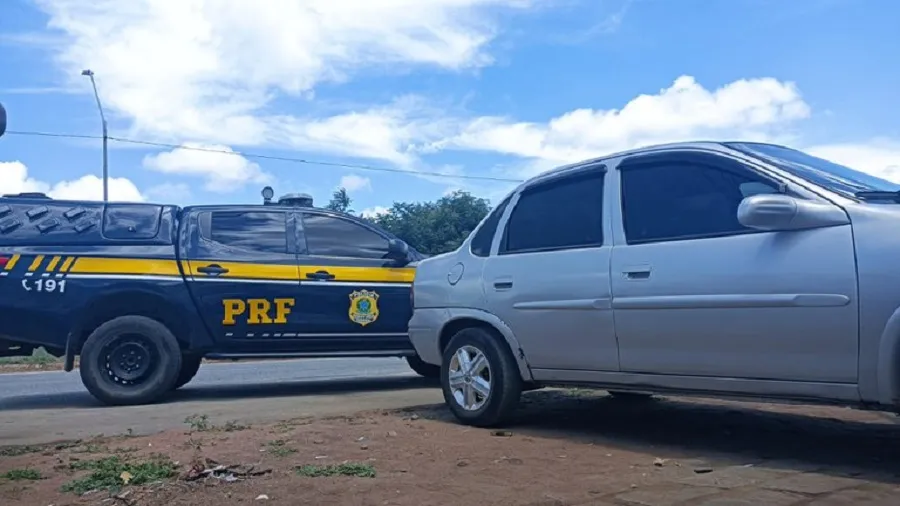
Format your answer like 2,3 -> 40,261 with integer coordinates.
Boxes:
101,334 -> 157,386
448,344 -> 492,411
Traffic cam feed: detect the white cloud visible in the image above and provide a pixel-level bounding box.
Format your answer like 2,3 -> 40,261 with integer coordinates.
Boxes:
339,174 -> 371,192
807,140 -> 900,183
35,0 -> 537,153
437,75 -> 812,177
361,206 -> 390,219
142,144 -> 270,193
1,161 -> 144,201
144,182 -> 193,204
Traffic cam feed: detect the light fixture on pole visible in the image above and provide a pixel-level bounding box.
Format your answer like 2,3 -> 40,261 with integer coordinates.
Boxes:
81,69 -> 108,202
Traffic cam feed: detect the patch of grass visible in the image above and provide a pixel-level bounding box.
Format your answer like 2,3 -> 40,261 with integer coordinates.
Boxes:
266,440 -> 297,458
62,456 -> 177,495
295,462 -> 376,478
2,468 -> 42,481
0,347 -> 60,366
222,420 -> 249,432
183,414 -> 211,432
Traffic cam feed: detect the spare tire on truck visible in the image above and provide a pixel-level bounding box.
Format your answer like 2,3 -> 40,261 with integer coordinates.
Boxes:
79,315 -> 183,406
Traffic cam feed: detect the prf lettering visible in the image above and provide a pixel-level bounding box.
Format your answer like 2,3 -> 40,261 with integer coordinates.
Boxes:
222,298 -> 294,325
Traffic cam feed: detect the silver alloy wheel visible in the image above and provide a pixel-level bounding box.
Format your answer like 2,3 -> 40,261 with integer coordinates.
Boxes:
448,344 -> 492,411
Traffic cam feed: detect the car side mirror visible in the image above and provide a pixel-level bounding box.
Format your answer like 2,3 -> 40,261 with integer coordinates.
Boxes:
387,239 -> 411,265
0,102 -> 6,138
737,194 -> 849,231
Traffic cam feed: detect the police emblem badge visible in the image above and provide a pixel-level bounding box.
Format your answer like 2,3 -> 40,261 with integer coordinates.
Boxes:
348,289 -> 380,326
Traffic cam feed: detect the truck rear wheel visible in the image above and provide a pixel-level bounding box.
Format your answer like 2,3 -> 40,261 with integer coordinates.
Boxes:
79,315 -> 182,406
172,355 -> 202,390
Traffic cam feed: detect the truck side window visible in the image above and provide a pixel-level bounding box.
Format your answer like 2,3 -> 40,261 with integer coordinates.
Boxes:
620,159 -> 780,244
208,211 -> 287,253
470,195 -> 512,257
302,214 -> 390,259
500,170 -> 604,255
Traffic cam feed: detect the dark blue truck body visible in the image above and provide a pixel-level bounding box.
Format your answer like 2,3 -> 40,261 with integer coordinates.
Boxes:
0,194 -> 433,405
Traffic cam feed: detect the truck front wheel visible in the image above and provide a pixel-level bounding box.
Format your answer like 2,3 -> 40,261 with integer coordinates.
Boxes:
79,315 -> 182,406
172,355 -> 203,390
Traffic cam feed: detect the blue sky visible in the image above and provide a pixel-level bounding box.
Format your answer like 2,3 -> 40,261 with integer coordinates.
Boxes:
1,0 -> 899,216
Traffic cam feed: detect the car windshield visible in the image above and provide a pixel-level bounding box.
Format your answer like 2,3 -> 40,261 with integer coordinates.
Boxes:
726,142 -> 900,198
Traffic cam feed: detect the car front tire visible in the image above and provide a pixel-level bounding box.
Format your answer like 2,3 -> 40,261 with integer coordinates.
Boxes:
79,315 -> 182,406
441,327 -> 522,427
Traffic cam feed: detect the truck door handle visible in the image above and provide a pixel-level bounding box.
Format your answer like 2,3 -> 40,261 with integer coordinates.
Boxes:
623,265 -> 651,280
493,280 -> 513,290
306,270 -> 336,281
197,264 -> 228,276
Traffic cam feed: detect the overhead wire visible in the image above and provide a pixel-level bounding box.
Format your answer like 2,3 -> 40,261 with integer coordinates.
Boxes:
5,130 -> 525,184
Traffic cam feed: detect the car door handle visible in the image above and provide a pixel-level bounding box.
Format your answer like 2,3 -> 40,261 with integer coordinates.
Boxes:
306,270 -> 336,281
493,280 -> 513,290
197,264 -> 229,276
622,265 -> 651,280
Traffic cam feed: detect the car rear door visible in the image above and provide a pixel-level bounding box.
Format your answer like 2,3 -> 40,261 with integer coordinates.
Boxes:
182,207 -> 304,351
480,165 -> 619,373
293,210 -> 415,355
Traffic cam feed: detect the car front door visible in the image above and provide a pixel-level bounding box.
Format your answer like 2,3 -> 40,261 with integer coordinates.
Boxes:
480,166 -> 619,374
293,211 -> 415,355
183,208 -> 304,352
609,150 -> 859,383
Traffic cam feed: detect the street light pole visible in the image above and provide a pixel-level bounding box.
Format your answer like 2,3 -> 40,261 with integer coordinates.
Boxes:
81,69 -> 108,202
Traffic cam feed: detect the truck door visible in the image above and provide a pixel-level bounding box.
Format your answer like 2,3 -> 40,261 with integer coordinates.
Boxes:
182,208 -> 303,352
293,210 -> 415,355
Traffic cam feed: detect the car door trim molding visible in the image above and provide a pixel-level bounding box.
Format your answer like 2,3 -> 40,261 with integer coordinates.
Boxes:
612,293 -> 850,309
513,298 -> 612,310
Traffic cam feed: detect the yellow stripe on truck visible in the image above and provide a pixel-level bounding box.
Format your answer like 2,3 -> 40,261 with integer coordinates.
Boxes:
300,265 -> 416,283
27,255 -> 45,272
186,260 -> 298,281
70,257 -> 181,276
45,255 -> 61,272
4,254 -> 20,271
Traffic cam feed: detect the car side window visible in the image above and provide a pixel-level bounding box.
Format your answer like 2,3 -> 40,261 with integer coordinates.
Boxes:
500,170 -> 605,254
302,213 -> 390,259
207,211 -> 287,253
620,157 -> 781,244
470,195 -> 512,257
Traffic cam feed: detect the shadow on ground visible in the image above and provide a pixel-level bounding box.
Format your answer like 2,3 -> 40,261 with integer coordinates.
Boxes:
0,375 -> 439,410
417,389 -> 900,485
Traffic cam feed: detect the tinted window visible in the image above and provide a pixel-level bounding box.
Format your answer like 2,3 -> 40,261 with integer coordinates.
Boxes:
303,214 -> 390,259
501,170 -> 604,254
209,211 -> 287,253
470,195 -> 511,257
621,158 -> 779,244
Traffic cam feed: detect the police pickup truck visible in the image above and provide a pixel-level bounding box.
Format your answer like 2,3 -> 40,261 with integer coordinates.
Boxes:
0,188 -> 438,406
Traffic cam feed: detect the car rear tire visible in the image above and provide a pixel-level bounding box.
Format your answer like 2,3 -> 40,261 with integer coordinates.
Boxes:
406,354 -> 440,378
441,327 -> 522,427
79,315 -> 182,406
172,355 -> 203,390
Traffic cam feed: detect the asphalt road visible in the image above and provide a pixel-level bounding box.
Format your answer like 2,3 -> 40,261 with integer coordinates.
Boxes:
0,358 -> 444,446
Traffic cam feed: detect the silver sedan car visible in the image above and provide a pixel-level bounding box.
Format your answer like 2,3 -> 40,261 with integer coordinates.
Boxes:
409,141 -> 900,427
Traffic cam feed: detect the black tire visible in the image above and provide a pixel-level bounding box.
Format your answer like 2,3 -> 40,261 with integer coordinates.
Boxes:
441,327 -> 522,427
405,354 -> 440,378
172,355 -> 203,390
79,315 -> 182,406
608,390 -> 654,400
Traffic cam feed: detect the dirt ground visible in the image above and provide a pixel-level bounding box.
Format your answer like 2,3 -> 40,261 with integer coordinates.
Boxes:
3,390 -> 900,506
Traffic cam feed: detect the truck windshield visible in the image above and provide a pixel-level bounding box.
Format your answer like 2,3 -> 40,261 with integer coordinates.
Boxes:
726,142 -> 900,198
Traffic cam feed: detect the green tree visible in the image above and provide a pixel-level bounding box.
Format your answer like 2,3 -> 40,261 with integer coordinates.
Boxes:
324,187 -> 353,213
371,190 -> 491,255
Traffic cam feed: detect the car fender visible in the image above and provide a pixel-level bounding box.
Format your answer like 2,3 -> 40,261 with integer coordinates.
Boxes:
444,307 -> 535,381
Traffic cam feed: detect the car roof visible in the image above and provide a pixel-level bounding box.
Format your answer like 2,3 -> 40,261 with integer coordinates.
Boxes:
522,140 -> 788,188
